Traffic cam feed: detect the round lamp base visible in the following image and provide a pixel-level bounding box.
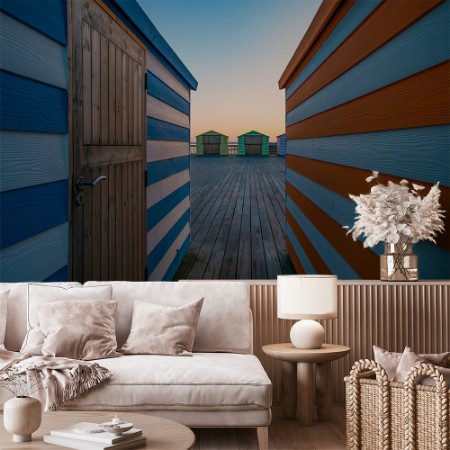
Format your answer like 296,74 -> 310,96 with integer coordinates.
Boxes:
290,320 -> 325,349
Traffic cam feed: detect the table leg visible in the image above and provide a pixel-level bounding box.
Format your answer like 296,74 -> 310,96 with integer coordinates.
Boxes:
281,361 -> 297,419
296,362 -> 314,426
316,361 -> 332,420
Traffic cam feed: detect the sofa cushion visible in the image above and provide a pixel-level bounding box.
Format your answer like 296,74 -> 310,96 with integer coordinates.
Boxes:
38,300 -> 120,360
21,284 -> 112,354
0,282 -> 81,352
0,290 -> 9,349
64,353 -> 272,410
120,298 -> 203,356
84,281 -> 252,353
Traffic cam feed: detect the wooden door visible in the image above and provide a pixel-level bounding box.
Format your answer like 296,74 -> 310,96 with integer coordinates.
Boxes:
70,0 -> 146,282
203,135 -> 220,155
245,135 -> 262,155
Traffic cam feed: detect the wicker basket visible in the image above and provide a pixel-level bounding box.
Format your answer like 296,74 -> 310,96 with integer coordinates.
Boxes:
345,359 -> 449,450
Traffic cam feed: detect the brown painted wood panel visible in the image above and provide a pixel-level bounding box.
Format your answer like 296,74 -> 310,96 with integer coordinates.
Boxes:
286,182 -> 380,279
71,0 -> 146,282
286,61 -> 450,139
286,210 -> 331,274
279,0 -> 342,88
282,0 -> 355,91
286,0 -> 444,112
287,155 -> 450,251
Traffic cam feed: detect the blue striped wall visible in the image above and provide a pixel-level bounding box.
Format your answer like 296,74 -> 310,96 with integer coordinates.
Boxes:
281,0 -> 450,279
145,50 -> 191,281
277,133 -> 286,156
0,2 -> 69,282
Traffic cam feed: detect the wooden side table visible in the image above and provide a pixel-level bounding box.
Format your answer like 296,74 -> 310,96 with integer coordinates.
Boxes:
262,343 -> 350,426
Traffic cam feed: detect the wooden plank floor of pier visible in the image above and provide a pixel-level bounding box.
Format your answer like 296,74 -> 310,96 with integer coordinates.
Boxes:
174,156 -> 295,280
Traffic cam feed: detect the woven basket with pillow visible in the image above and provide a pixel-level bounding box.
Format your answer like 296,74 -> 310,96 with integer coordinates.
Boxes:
345,346 -> 450,450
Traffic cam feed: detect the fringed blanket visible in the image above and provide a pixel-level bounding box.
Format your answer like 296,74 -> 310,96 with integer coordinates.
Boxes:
0,349 -> 111,411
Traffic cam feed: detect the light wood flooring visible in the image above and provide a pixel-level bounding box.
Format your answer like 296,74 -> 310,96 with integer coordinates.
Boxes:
174,156 -> 295,280
191,405 -> 346,450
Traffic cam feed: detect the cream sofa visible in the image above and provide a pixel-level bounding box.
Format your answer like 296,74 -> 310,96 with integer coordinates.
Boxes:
0,281 -> 272,449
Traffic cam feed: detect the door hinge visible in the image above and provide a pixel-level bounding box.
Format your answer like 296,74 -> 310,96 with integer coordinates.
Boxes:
144,72 -> 148,91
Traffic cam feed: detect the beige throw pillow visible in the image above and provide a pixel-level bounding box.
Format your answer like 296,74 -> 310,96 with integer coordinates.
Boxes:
0,290 -> 9,349
38,300 -> 120,361
120,298 -> 204,356
373,345 -> 450,381
21,284 -> 112,354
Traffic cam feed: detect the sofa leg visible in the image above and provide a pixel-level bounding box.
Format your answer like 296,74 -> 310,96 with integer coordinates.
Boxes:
257,427 -> 269,450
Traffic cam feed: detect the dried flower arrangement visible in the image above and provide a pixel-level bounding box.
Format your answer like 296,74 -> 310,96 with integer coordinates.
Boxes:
0,368 -> 44,397
345,171 -> 445,248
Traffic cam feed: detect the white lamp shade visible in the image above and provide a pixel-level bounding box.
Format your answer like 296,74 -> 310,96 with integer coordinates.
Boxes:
277,275 -> 337,320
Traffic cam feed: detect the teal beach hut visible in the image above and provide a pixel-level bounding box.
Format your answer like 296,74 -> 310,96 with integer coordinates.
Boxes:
277,133 -> 286,156
237,131 -> 269,156
196,130 -> 229,155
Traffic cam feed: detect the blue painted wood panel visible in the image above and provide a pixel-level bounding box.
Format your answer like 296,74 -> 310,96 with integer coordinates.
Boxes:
162,234 -> 190,281
286,0 -> 382,97
0,132 -> 68,192
147,182 -> 189,230
0,12 -> 68,89
44,265 -> 68,282
0,70 -> 68,133
147,72 -> 190,115
0,180 -> 68,249
0,0 -> 67,45
286,197 -> 360,278
147,156 -> 190,185
147,208 -> 190,274
0,223 -> 68,282
287,2 -> 450,126
286,224 -> 315,273
147,117 -> 189,142
287,126 -> 450,186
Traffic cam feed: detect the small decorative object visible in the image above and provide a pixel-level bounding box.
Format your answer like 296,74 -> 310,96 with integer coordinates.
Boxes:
0,368 -> 44,442
277,275 -> 337,349
346,171 -> 445,281
100,415 -> 133,435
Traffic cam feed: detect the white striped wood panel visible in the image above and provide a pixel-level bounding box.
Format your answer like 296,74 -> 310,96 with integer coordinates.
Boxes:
148,223 -> 190,281
146,51 -> 190,102
147,140 -> 189,162
146,95 -> 189,128
247,280 -> 450,404
0,223 -> 68,282
0,132 -> 68,192
0,12 -> 68,89
146,197 -> 189,253
146,169 -> 189,209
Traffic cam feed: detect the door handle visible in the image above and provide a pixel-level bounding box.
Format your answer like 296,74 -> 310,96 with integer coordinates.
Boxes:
76,175 -> 107,188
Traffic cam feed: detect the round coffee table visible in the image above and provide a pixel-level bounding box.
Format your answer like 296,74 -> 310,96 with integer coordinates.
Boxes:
0,411 -> 195,449
263,343 -> 350,426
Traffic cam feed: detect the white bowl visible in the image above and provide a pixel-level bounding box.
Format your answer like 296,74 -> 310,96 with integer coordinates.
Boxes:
100,421 -> 133,435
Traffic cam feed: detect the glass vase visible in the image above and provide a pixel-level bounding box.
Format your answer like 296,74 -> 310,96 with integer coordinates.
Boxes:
380,242 -> 418,281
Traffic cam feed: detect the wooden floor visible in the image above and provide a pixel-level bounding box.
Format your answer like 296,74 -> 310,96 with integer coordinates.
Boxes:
174,156 -> 295,280
191,406 -> 346,449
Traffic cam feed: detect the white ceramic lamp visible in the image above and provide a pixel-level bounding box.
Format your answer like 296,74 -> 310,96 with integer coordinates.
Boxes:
277,275 -> 337,349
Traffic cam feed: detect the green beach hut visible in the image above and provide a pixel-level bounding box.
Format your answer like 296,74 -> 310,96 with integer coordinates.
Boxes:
196,130 -> 229,156
237,131 -> 269,156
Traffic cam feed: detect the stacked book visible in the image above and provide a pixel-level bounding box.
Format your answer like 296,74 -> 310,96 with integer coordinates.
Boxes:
43,422 -> 146,450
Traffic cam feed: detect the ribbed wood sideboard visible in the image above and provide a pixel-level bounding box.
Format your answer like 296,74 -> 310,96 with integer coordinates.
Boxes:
247,280 -> 449,404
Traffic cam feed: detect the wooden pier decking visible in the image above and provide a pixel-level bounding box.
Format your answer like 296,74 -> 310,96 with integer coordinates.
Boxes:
174,156 -> 295,280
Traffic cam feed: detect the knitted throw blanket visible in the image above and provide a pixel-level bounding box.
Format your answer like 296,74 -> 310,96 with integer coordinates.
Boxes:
0,349 -> 111,411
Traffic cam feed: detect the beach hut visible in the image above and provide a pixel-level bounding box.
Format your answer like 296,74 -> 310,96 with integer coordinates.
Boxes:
0,0 -> 197,283
237,131 -> 269,156
279,0 -> 449,279
277,133 -> 286,156
196,130 -> 229,156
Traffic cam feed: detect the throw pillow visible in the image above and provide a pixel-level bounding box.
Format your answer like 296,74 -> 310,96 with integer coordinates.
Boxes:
373,345 -> 450,381
120,298 -> 204,356
37,300 -> 120,361
0,290 -> 9,349
394,346 -> 450,385
21,284 -> 112,354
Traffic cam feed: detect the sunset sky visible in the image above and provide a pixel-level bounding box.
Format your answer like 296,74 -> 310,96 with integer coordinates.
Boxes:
136,0 -> 321,142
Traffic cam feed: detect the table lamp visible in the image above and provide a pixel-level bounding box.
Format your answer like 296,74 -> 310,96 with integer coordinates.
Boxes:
277,275 -> 337,349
